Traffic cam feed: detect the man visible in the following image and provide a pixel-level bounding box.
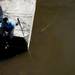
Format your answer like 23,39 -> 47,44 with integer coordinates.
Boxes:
0,17 -> 18,38
0,17 -> 19,49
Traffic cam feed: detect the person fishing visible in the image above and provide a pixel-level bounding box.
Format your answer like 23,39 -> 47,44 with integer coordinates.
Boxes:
0,17 -> 18,39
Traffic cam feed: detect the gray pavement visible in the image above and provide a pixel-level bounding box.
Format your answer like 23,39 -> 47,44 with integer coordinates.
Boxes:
0,0 -> 36,44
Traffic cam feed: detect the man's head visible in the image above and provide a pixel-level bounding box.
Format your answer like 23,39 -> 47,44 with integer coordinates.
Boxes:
3,17 -> 8,23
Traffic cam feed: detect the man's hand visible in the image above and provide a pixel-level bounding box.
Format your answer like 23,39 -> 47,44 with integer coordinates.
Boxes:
16,18 -> 20,26
16,22 -> 18,26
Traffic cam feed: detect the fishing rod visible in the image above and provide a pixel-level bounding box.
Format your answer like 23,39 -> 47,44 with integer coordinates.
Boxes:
17,18 -> 31,56
17,18 -> 25,37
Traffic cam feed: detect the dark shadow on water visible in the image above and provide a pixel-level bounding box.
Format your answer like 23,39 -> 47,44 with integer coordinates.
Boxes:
0,36 -> 28,61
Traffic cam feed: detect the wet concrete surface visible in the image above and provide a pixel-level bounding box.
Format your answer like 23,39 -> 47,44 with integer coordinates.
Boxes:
0,0 -> 36,44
